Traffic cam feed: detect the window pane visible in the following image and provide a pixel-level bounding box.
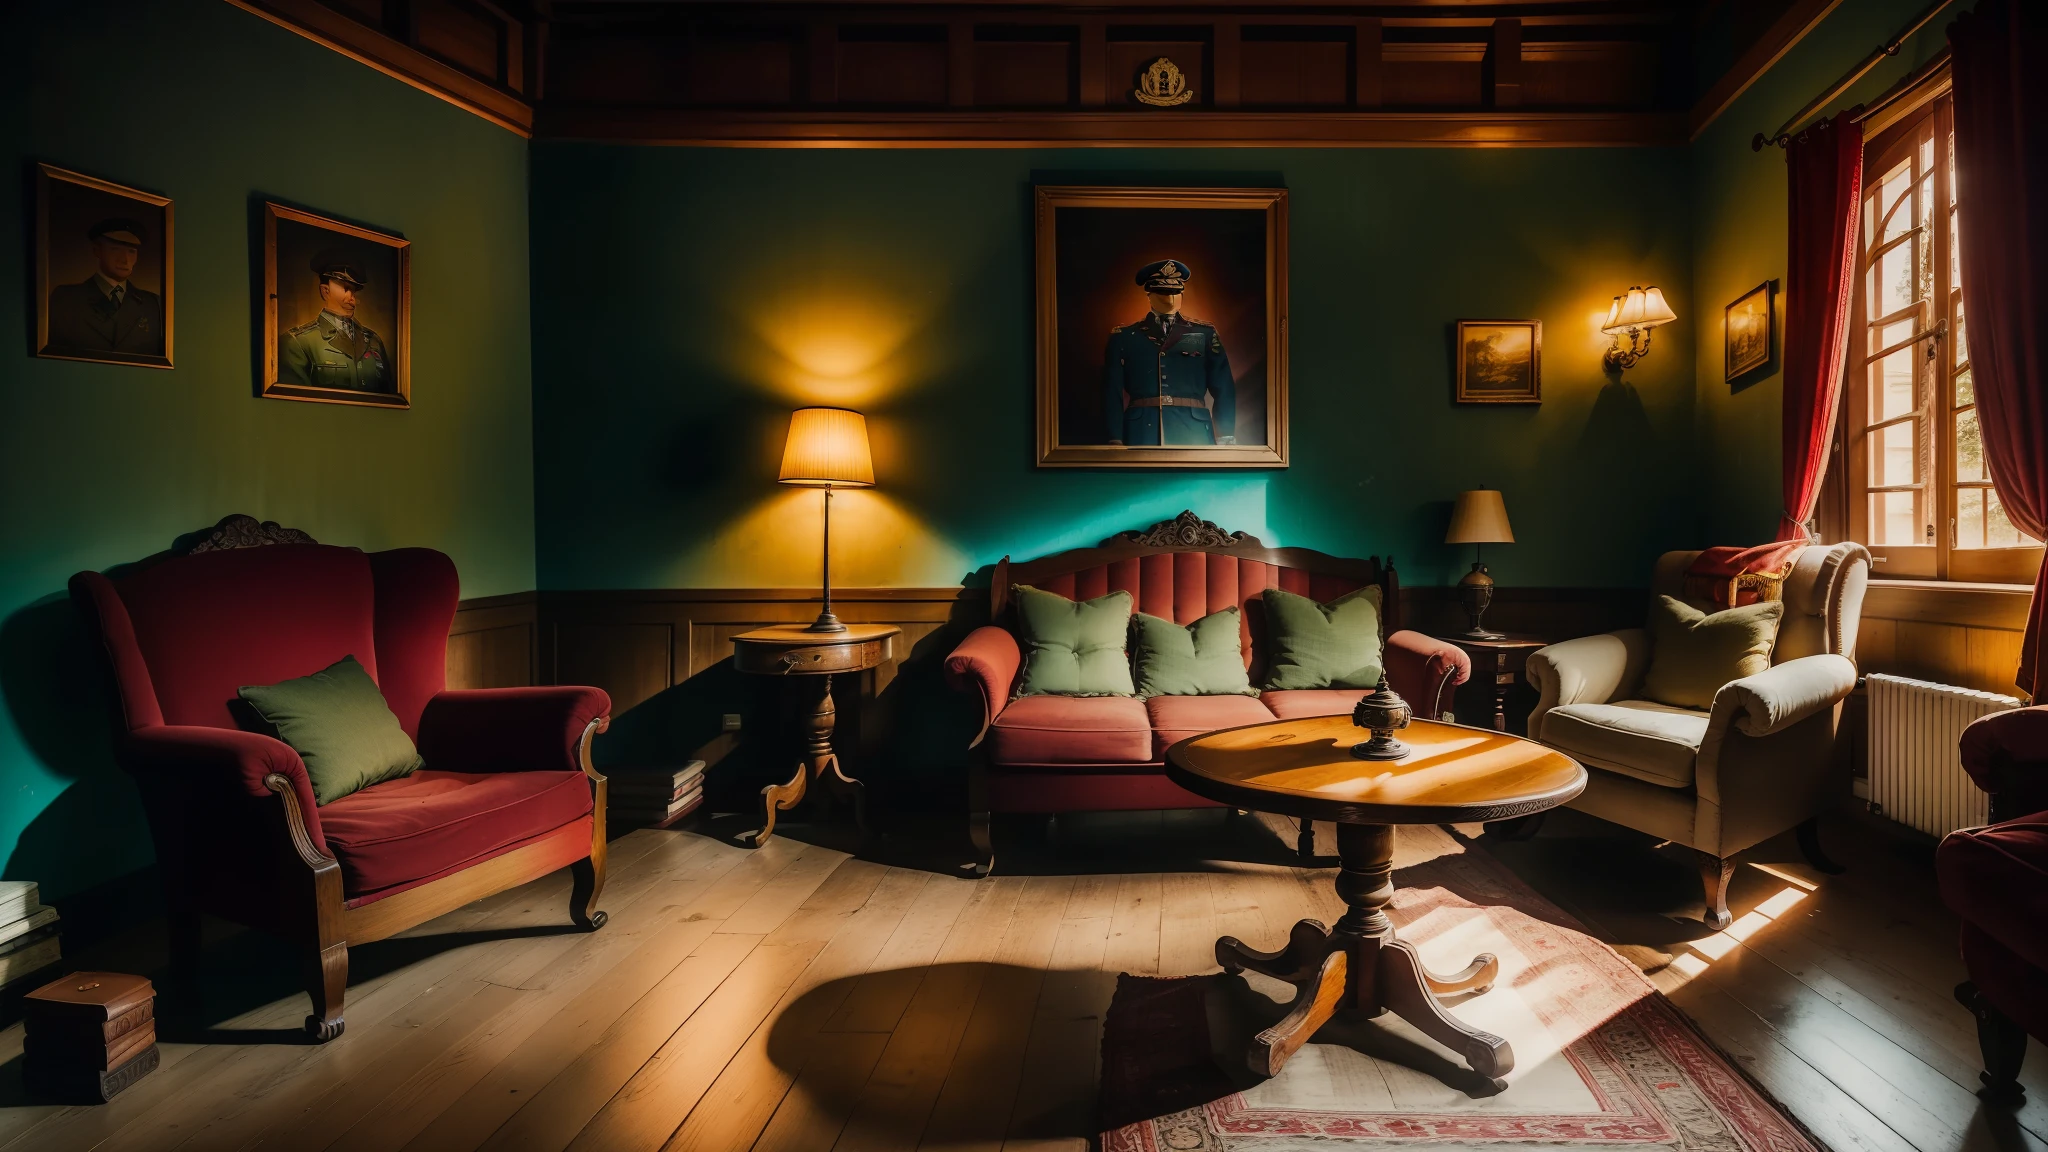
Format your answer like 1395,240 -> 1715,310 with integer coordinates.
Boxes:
1956,407 -> 1985,482
1954,299 -> 1968,368
1871,490 -> 1919,546
1985,488 -> 2027,549
1871,346 -> 1917,422
1956,364 -> 1975,407
1958,487 -> 1985,549
1879,162 -> 1914,242
1950,207 -> 1960,287
1870,420 -> 1920,487
1876,243 -> 1920,315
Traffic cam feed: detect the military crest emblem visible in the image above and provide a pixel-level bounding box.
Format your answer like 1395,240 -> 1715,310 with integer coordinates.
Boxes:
1135,57 -> 1194,107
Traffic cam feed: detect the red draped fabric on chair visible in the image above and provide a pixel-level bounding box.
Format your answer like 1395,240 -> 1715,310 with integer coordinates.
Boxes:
1779,113 -> 1863,543
1951,0 -> 2048,699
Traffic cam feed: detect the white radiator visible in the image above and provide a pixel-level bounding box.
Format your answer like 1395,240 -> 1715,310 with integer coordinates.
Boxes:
1866,673 -> 2019,838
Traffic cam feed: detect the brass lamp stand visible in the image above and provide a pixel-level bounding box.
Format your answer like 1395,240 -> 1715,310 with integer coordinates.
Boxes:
1446,488 -> 1514,640
778,408 -> 875,634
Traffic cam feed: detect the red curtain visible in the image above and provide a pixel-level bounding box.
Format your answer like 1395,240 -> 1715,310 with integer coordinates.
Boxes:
1951,0 -> 2048,700
1779,114 -> 1863,542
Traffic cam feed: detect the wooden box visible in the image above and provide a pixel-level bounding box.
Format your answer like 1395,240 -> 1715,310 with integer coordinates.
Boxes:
23,972 -> 159,1103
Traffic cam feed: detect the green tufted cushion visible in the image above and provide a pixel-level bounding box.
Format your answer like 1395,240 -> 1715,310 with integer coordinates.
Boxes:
1641,595 -> 1784,710
1259,585 -> 1384,691
1131,608 -> 1256,698
238,655 -> 425,805
1011,585 -> 1135,698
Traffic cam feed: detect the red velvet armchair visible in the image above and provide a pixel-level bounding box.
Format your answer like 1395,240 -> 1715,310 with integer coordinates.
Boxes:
944,514 -> 1471,875
69,521 -> 611,1041
1941,705 -> 2048,1101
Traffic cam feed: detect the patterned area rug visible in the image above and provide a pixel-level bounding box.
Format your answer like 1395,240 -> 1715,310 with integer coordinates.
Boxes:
1098,845 -> 1825,1152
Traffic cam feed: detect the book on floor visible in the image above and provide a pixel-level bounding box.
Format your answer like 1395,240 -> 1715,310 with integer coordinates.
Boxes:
0,927 -> 62,989
0,881 -> 39,925
0,903 -> 60,946
611,786 -> 703,823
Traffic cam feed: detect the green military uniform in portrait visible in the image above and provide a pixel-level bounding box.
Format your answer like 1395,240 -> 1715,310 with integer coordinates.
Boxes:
280,252 -> 390,392
1103,259 -> 1236,446
280,311 -> 391,392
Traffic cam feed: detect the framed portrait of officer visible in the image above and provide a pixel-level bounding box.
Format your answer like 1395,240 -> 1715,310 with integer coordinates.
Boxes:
261,202 -> 410,409
1034,186 -> 1288,469
34,163 -> 174,369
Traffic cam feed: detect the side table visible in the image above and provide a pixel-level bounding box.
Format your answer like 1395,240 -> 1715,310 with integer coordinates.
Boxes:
1436,634 -> 1547,732
731,623 -> 899,848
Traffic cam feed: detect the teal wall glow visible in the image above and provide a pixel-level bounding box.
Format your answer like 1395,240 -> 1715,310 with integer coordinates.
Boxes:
1690,0 -> 1957,543
532,147 -> 1698,595
1,0 -> 535,898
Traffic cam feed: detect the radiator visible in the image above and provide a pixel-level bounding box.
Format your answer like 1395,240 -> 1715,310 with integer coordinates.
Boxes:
1865,673 -> 2019,838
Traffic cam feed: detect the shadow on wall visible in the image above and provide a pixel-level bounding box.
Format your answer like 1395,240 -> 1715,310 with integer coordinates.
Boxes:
592,591 -> 990,817
0,593 -> 153,905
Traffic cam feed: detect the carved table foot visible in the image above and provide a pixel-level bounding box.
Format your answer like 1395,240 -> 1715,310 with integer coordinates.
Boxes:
747,672 -> 871,848
1223,821 -> 1515,1086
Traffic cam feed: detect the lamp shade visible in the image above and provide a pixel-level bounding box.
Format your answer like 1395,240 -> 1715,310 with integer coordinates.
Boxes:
1601,286 -> 1677,334
778,407 -> 875,488
1445,489 -> 1515,545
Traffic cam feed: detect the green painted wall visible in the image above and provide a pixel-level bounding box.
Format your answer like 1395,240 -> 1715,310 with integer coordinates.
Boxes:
1,0 -> 535,898
532,147 -> 1698,595
1690,0 -> 1957,542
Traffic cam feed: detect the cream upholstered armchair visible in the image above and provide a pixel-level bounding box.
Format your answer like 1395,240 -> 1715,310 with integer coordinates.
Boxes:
1524,543 -> 1871,928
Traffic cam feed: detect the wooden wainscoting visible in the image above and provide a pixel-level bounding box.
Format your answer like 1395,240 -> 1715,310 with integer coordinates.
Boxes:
447,591 -> 539,690
1855,580 -> 2033,697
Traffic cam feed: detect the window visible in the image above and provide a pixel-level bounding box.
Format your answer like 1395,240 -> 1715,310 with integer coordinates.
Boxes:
1836,72 -> 2042,583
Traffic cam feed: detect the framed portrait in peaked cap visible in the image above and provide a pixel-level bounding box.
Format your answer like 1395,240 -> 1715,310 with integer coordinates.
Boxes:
35,163 -> 174,369
261,201 -> 410,408
1034,185 -> 1288,469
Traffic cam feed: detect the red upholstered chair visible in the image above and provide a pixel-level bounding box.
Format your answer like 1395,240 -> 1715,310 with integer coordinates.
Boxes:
944,514 -> 1470,875
1941,705 -> 2048,1101
69,518 -> 611,1042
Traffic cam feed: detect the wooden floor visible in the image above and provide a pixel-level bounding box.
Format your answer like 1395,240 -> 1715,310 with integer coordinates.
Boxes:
0,805 -> 2043,1152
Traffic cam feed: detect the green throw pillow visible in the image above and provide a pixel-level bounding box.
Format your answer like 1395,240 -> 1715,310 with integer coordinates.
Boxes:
1011,585 -> 1135,698
1260,586 -> 1384,691
1641,595 -> 1784,709
1131,608 -> 1256,698
238,655 -> 424,805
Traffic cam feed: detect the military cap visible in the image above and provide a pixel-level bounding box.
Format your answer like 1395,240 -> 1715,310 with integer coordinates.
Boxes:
87,218 -> 145,247
311,248 -> 368,290
1136,259 -> 1190,294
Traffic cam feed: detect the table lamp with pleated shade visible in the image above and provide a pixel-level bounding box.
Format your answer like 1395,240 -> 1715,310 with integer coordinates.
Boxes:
1446,488 -> 1514,639
779,408 -> 874,633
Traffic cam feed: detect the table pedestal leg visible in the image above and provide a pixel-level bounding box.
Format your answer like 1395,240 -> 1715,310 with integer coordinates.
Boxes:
1216,821 -> 1511,1084
747,674 -> 867,848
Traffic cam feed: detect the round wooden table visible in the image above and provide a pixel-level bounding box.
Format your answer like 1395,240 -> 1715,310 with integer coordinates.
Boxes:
731,623 -> 899,848
1165,714 -> 1585,1085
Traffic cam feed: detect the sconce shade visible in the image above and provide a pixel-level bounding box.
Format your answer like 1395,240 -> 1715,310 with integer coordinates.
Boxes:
1601,286 -> 1677,334
1445,489 -> 1515,545
778,407 -> 875,488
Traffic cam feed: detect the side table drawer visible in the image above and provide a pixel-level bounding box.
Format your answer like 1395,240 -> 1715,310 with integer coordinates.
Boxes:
733,636 -> 891,676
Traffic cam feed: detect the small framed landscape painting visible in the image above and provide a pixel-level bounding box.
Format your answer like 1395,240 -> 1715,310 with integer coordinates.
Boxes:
1033,185 -> 1289,469
262,201 -> 410,408
1455,320 -> 1541,404
1725,281 -> 1773,381
34,163 -> 173,369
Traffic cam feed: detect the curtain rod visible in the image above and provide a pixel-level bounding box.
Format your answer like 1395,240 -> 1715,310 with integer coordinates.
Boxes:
1751,0 -> 1960,152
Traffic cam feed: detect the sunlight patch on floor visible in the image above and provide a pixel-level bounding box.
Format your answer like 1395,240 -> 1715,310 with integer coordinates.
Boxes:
1664,866 -> 1813,983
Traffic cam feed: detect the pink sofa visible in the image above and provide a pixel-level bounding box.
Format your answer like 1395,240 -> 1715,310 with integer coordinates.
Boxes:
944,514 -> 1471,874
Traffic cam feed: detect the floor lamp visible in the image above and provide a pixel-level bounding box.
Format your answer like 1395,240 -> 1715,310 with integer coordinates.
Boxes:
779,407 -> 875,634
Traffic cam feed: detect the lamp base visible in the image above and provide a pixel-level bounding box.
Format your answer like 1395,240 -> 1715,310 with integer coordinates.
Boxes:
803,611 -> 848,634
1351,734 -> 1411,761
1456,627 -> 1507,641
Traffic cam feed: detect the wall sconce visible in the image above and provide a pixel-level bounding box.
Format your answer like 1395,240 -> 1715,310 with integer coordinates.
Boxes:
1601,286 -> 1677,370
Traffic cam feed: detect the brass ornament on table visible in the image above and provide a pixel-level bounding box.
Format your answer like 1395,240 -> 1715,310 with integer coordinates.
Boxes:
1351,676 -> 1413,761
1135,57 -> 1194,107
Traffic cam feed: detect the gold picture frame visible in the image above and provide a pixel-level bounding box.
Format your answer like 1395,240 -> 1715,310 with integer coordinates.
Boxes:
1454,320 -> 1542,404
1034,185 -> 1289,469
1725,281 -> 1774,381
261,202 -> 411,408
34,163 -> 174,369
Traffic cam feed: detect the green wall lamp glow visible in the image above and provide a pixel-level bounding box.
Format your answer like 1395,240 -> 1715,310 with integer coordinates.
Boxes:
1600,286 -> 1677,370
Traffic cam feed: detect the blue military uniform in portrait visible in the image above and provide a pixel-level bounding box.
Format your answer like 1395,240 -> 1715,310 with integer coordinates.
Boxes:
1102,259 -> 1236,446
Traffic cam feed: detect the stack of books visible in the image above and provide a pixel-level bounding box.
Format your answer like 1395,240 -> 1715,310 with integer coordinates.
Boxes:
607,761 -> 706,828
0,881 -> 61,992
24,972 -> 158,1103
